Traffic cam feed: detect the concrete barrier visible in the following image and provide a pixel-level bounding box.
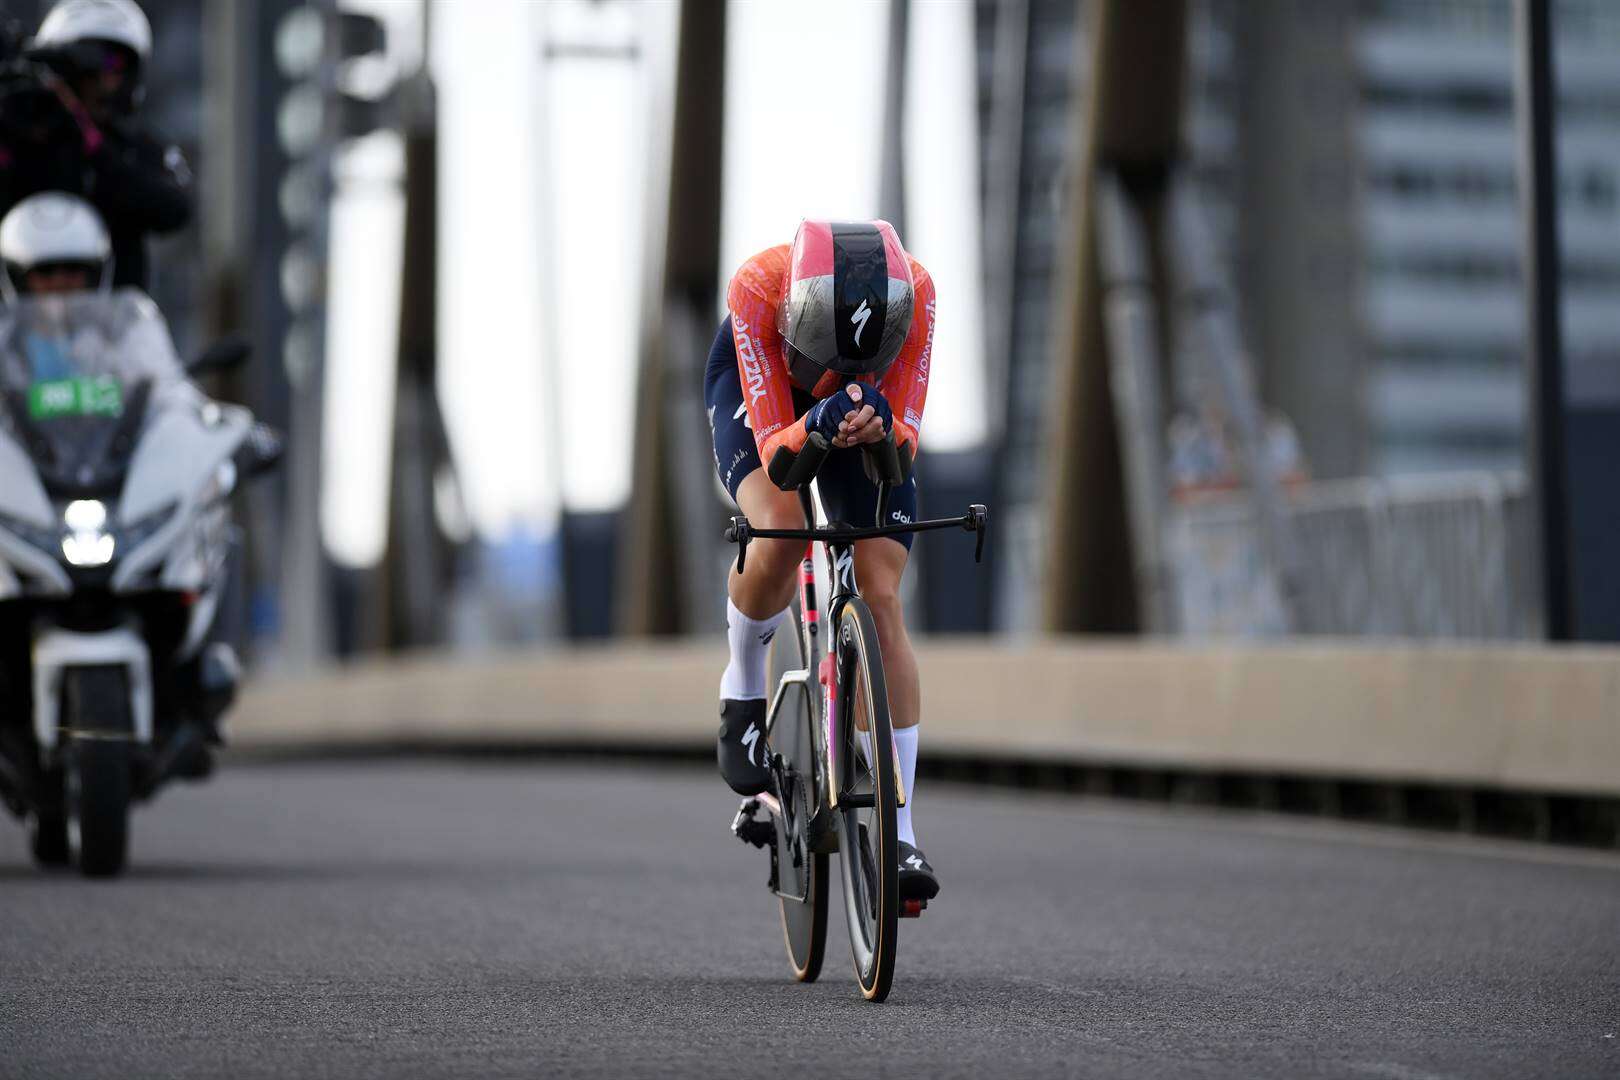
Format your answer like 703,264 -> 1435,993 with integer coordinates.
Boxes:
232,639 -> 1620,798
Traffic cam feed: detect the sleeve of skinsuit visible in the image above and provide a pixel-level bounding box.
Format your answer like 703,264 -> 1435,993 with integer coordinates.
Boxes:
877,257 -> 935,466
726,246 -> 811,474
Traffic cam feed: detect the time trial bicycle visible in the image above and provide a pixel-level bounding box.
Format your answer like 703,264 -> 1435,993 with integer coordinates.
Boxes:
727,432 -> 986,1002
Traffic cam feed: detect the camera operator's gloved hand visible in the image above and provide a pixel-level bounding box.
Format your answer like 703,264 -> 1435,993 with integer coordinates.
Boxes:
805,382 -> 893,448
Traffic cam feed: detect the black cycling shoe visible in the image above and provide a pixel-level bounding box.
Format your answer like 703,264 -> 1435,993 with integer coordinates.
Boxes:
717,699 -> 771,796
898,840 -> 940,901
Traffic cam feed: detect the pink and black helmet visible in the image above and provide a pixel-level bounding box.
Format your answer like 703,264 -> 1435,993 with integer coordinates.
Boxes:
777,219 -> 915,393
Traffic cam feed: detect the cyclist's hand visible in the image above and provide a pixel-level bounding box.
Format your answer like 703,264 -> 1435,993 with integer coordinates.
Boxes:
807,383 -> 863,444
832,383 -> 893,448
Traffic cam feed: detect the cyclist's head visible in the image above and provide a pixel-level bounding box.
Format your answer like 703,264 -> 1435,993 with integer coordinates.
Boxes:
32,0 -> 152,119
777,219 -> 915,394
0,192 -> 113,301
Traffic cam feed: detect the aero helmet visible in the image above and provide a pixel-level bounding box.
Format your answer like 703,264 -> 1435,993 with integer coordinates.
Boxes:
777,219 -> 915,393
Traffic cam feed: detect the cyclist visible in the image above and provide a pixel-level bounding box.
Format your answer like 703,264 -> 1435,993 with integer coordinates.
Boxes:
707,219 -> 939,902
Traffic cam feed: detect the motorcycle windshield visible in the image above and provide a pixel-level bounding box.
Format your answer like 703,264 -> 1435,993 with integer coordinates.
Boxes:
0,289 -> 186,496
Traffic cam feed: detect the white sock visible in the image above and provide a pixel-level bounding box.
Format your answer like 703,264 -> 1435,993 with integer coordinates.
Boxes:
856,728 -> 920,847
894,726 -> 919,846
718,599 -> 790,701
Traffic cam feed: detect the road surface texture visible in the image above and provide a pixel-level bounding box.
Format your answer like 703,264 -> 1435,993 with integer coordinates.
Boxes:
2,759 -> 1617,1079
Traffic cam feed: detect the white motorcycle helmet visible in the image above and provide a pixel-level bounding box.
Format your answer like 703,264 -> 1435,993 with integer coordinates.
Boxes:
0,192 -> 114,302
32,0 -> 152,113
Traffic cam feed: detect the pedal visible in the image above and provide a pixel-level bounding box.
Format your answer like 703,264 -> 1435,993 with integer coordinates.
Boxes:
730,799 -> 773,849
900,899 -> 927,918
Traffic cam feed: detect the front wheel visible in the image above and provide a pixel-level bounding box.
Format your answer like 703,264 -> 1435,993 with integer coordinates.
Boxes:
833,597 -> 898,1002
63,668 -> 134,878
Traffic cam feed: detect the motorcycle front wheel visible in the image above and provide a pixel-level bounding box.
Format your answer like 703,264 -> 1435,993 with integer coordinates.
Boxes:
63,668 -> 133,878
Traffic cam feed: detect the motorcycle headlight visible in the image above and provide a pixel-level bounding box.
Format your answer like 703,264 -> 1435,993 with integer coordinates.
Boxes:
61,499 -> 115,567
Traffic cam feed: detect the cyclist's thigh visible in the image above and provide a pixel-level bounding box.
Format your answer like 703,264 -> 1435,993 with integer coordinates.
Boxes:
816,447 -> 920,551
705,328 -> 763,504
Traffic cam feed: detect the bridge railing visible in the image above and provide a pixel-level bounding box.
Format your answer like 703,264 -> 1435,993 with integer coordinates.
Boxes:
1169,471 -> 1540,639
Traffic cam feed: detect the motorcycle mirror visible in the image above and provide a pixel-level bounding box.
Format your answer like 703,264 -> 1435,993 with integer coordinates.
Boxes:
189,336 -> 252,376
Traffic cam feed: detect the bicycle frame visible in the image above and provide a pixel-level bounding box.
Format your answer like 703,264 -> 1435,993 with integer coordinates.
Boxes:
728,480 -> 987,814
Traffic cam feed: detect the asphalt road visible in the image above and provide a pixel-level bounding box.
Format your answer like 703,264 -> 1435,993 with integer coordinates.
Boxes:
1,759 -> 1617,1079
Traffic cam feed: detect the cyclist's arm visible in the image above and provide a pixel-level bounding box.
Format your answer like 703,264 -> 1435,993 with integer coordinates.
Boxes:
727,274 -> 813,485
876,260 -> 935,468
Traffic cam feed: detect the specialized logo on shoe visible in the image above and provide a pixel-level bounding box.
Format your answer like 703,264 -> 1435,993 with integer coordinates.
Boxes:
905,854 -> 925,871
741,722 -> 762,765
850,299 -> 872,346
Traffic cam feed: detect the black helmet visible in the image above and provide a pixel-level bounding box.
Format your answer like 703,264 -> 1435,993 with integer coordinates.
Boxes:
777,219 -> 915,393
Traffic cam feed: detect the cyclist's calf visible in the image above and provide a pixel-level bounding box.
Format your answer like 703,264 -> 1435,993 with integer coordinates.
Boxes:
854,538 -> 920,731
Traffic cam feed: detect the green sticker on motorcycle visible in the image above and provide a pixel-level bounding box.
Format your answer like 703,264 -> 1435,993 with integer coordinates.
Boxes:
28,377 -> 123,420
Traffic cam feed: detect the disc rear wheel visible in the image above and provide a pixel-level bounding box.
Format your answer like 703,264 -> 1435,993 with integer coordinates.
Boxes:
768,599 -> 827,982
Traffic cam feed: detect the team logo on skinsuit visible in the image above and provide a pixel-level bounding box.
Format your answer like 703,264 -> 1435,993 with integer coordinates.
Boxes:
734,317 -> 769,406
917,299 -> 935,383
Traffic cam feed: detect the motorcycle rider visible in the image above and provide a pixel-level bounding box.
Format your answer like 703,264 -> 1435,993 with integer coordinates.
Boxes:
708,219 -> 940,902
1,190 -> 230,780
0,191 -> 184,395
0,188 -> 110,301
0,0 -> 192,292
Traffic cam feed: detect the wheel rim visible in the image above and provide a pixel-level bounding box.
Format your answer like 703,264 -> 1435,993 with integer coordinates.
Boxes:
836,634 -> 892,988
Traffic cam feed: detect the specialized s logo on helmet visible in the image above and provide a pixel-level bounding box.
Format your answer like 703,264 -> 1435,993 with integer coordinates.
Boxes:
849,299 -> 872,347
776,220 -> 915,393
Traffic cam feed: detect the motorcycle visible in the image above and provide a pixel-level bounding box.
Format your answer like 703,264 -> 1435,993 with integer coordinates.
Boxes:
0,288 -> 281,876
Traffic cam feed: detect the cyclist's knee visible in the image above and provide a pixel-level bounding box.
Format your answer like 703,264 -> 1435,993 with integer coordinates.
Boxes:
733,471 -> 806,589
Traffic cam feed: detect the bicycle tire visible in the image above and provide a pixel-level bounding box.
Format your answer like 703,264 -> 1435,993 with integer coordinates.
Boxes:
767,598 -> 827,982
833,596 -> 898,1002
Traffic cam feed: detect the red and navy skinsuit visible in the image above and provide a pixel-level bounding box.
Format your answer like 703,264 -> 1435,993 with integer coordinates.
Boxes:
705,243 -> 936,547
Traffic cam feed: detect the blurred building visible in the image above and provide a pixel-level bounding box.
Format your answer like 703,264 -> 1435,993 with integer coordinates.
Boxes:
1193,0 -> 1620,480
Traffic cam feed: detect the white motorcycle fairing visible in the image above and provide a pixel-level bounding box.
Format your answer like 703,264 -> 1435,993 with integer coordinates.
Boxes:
112,398 -> 249,596
31,625 -> 153,752
0,426 -> 71,597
